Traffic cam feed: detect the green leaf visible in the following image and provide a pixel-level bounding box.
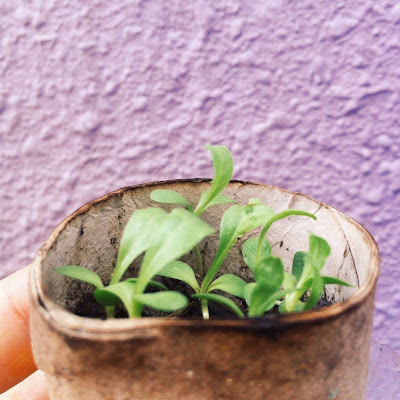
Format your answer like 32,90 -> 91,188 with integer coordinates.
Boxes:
300,275 -> 354,312
112,208 -> 168,284
247,257 -> 284,317
307,234 -> 331,272
136,208 -> 215,294
56,265 -> 104,289
201,202 -> 275,291
282,276 -> 352,313
197,191 -> 237,212
243,282 -> 256,306
248,198 -> 263,206
248,282 -> 272,316
282,271 -> 297,290
192,293 -> 244,318
207,274 -> 247,299
194,145 -> 234,215
94,288 -> 123,306
236,201 -> 275,237
133,291 -> 188,312
126,278 -> 168,291
298,234 -> 331,310
322,276 -> 354,287
157,260 -> 200,292
302,266 -> 324,310
150,189 -> 194,213
292,251 -> 306,281
254,257 -> 284,291
279,299 -> 306,313
248,288 -> 300,317
299,233 -> 331,310
256,210 -> 316,265
94,281 -> 136,316
285,233 -> 331,312
242,237 -> 271,271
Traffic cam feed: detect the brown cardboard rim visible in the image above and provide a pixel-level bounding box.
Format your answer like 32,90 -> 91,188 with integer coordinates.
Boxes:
31,179 -> 380,340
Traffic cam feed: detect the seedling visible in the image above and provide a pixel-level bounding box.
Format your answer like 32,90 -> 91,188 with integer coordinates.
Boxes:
242,233 -> 352,317
57,208 -> 214,318
57,145 -> 352,319
158,197 -> 319,319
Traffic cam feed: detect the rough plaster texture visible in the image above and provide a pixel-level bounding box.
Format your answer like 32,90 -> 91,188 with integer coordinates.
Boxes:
0,0 -> 399,357
367,340 -> 400,399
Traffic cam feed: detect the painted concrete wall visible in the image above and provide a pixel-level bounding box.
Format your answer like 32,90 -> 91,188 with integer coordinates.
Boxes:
1,0 -> 399,354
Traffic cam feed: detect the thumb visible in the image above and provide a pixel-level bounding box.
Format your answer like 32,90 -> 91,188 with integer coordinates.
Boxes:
0,265 -> 37,392
0,370 -> 49,400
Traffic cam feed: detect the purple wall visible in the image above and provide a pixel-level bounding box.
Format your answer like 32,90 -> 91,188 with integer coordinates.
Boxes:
1,0 -> 399,352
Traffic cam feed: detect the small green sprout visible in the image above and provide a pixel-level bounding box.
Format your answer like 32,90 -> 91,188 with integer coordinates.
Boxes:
150,146 -> 348,319
279,233 -> 353,313
56,144 -> 353,320
242,233 -> 352,316
56,208 -> 214,318
150,144 -> 237,277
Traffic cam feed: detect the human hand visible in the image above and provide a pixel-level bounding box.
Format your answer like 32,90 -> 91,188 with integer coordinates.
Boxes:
0,265 -> 49,399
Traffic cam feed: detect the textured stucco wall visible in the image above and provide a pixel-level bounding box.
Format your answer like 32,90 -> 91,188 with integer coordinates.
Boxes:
1,0 -> 399,352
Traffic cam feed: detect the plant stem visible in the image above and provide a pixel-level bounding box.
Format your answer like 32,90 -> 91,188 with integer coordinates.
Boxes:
285,273 -> 310,312
105,306 -> 115,319
201,244 -> 231,293
194,245 -> 203,277
201,298 -> 210,320
131,301 -> 143,318
256,210 -> 316,264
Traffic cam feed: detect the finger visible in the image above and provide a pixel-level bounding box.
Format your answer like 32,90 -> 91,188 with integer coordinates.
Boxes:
0,265 -> 37,392
0,370 -> 49,400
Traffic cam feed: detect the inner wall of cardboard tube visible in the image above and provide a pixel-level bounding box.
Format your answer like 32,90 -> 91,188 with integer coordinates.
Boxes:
39,181 -> 376,314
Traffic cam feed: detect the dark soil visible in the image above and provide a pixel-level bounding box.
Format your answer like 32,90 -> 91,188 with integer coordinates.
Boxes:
73,291 -> 334,320
315,297 -> 334,309
74,292 -> 241,320
74,292 -> 128,319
